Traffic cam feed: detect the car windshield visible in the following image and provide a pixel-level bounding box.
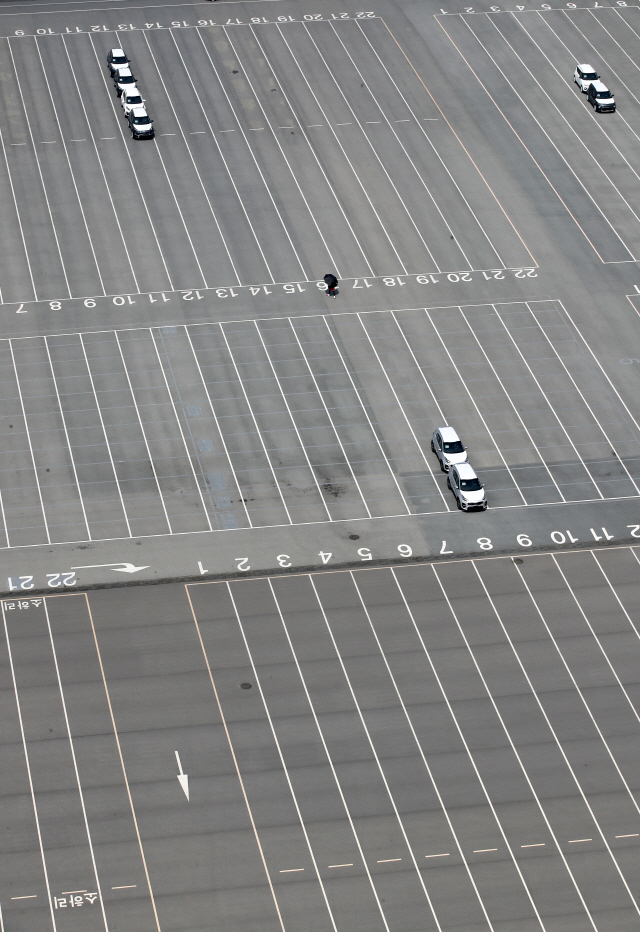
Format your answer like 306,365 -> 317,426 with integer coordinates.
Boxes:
460,478 -> 482,491
119,74 -> 135,83
582,71 -> 597,80
443,441 -> 464,453
112,54 -> 127,63
132,114 -> 150,124
596,90 -> 611,98
128,95 -> 143,104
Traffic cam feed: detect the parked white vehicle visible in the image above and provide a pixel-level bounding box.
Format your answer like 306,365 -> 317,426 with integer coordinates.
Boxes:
573,63 -> 599,92
121,86 -> 145,116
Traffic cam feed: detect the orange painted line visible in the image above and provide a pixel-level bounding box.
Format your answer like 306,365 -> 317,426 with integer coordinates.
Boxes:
382,17 -> 537,268
426,16 -> 606,263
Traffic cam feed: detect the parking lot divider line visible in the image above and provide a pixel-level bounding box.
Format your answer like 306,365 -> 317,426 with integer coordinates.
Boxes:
457,305 -> 565,502
113,330 -> 173,532
389,311 -> 448,425
527,301 -> 640,496
473,13 -> 637,259
511,556 -> 640,818
42,598 -> 109,929
357,313 -> 450,511
35,36 -> 106,297
83,594 -> 162,931
350,571 -> 495,928
334,21 -> 472,272
6,37 -> 72,296
218,321 -> 294,524
87,32 -> 174,292
593,550 -> 640,646
227,580 -> 339,931
8,338 -> 51,543
61,34 -> 140,295
253,320 -> 333,521
491,304 -> 603,499
0,490 -> 8,549
0,124 -> 36,302
393,566 -> 552,930
142,31 -> 238,288
149,328 -> 213,531
78,332 -> 132,536
322,315 -> 412,515
248,24 -> 371,279
2,603 -> 58,929
287,318 -> 372,518
184,585 -> 286,932
358,19 -> 504,271
169,31 -> 274,285
384,18 -> 537,268
424,307 -> 527,503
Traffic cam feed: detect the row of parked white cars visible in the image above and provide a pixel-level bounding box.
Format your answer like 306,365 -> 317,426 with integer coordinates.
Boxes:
107,48 -> 155,139
431,427 -> 487,512
573,63 -> 616,113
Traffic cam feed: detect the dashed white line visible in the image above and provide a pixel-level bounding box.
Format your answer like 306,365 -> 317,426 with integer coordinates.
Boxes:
61,891 -> 87,895
473,848 -> 498,853
307,124 -> 322,127
616,834 -> 639,839
336,122 -> 352,125
112,885 -> 137,889
100,137 -> 116,139
70,138 -> 85,142
219,129 -> 235,132
11,895 -> 37,900
189,131 -> 205,134
279,869 -> 304,873
328,864 -> 353,868
568,839 -> 592,844
10,141 -> 26,144
377,858 -> 401,863
521,844 -> 545,848
159,133 -> 175,136
425,853 -> 450,858
40,141 -> 55,144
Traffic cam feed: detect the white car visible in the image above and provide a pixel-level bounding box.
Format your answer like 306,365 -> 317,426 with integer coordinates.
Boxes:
574,63 -> 599,92
107,48 -> 129,77
121,86 -> 145,116
113,66 -> 136,97
447,463 -> 487,511
431,426 -> 468,472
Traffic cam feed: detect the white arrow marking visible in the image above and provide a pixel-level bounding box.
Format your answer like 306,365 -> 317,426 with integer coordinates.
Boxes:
175,751 -> 189,800
70,562 -> 150,574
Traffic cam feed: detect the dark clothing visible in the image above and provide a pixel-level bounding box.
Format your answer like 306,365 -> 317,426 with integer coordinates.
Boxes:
324,274 -> 338,289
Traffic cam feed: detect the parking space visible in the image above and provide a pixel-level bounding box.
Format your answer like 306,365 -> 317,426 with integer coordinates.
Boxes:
0,299 -> 637,549
0,16 -> 534,306
2,546 -> 640,931
438,6 -> 640,263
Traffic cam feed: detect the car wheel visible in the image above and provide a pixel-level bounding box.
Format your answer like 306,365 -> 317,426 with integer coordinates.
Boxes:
456,496 -> 462,510
447,476 -> 451,489
430,441 -> 435,452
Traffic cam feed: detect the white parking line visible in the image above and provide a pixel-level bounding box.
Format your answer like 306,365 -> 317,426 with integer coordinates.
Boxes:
424,307 -> 527,504
78,332 -> 132,537
7,37 -> 71,297
333,22 -> 472,272
278,24 -> 405,275
0,490 -> 8,548
350,572 -> 495,928
472,560 -> 640,916
390,311 -> 448,425
42,598 -> 109,930
287,318 -> 372,519
527,302 -> 640,496
218,322 -> 293,524
170,31 -> 274,285
1,602 -> 57,931
249,25 -> 372,279
457,304 -> 564,500
453,16 -> 634,260
0,126 -> 35,301
184,325 -> 253,529
43,335 -> 91,540
322,316 -> 412,514
227,581 -> 339,932
590,550 -> 640,644
61,34 -> 140,294
88,34 -> 174,291
491,304 -> 603,499
358,21 -> 505,270
511,557 -> 640,819
143,32 -> 236,288
253,320 -> 332,520
149,328 -> 213,532
267,578 -> 392,932
113,330 -> 172,533
392,567 -> 550,931
34,37 -> 106,297
357,313 -> 450,511
8,339 -> 50,543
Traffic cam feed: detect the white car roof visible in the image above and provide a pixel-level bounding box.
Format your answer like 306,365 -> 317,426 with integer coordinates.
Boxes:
131,107 -> 149,118
439,426 -> 461,442
116,67 -> 133,78
455,463 -> 478,479
591,80 -> 610,92
578,63 -> 596,72
111,48 -> 125,56
124,86 -> 142,96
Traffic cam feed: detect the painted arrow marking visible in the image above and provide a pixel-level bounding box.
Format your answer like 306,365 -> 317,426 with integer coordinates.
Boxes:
175,751 -> 189,800
70,562 -> 150,574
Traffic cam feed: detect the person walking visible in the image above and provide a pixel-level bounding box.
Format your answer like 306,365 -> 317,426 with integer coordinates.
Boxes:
324,273 -> 339,299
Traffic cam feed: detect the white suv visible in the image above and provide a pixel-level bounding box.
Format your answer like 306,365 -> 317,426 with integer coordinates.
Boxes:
431,426 -> 468,472
447,463 -> 487,511
574,63 -> 599,92
121,86 -> 145,116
